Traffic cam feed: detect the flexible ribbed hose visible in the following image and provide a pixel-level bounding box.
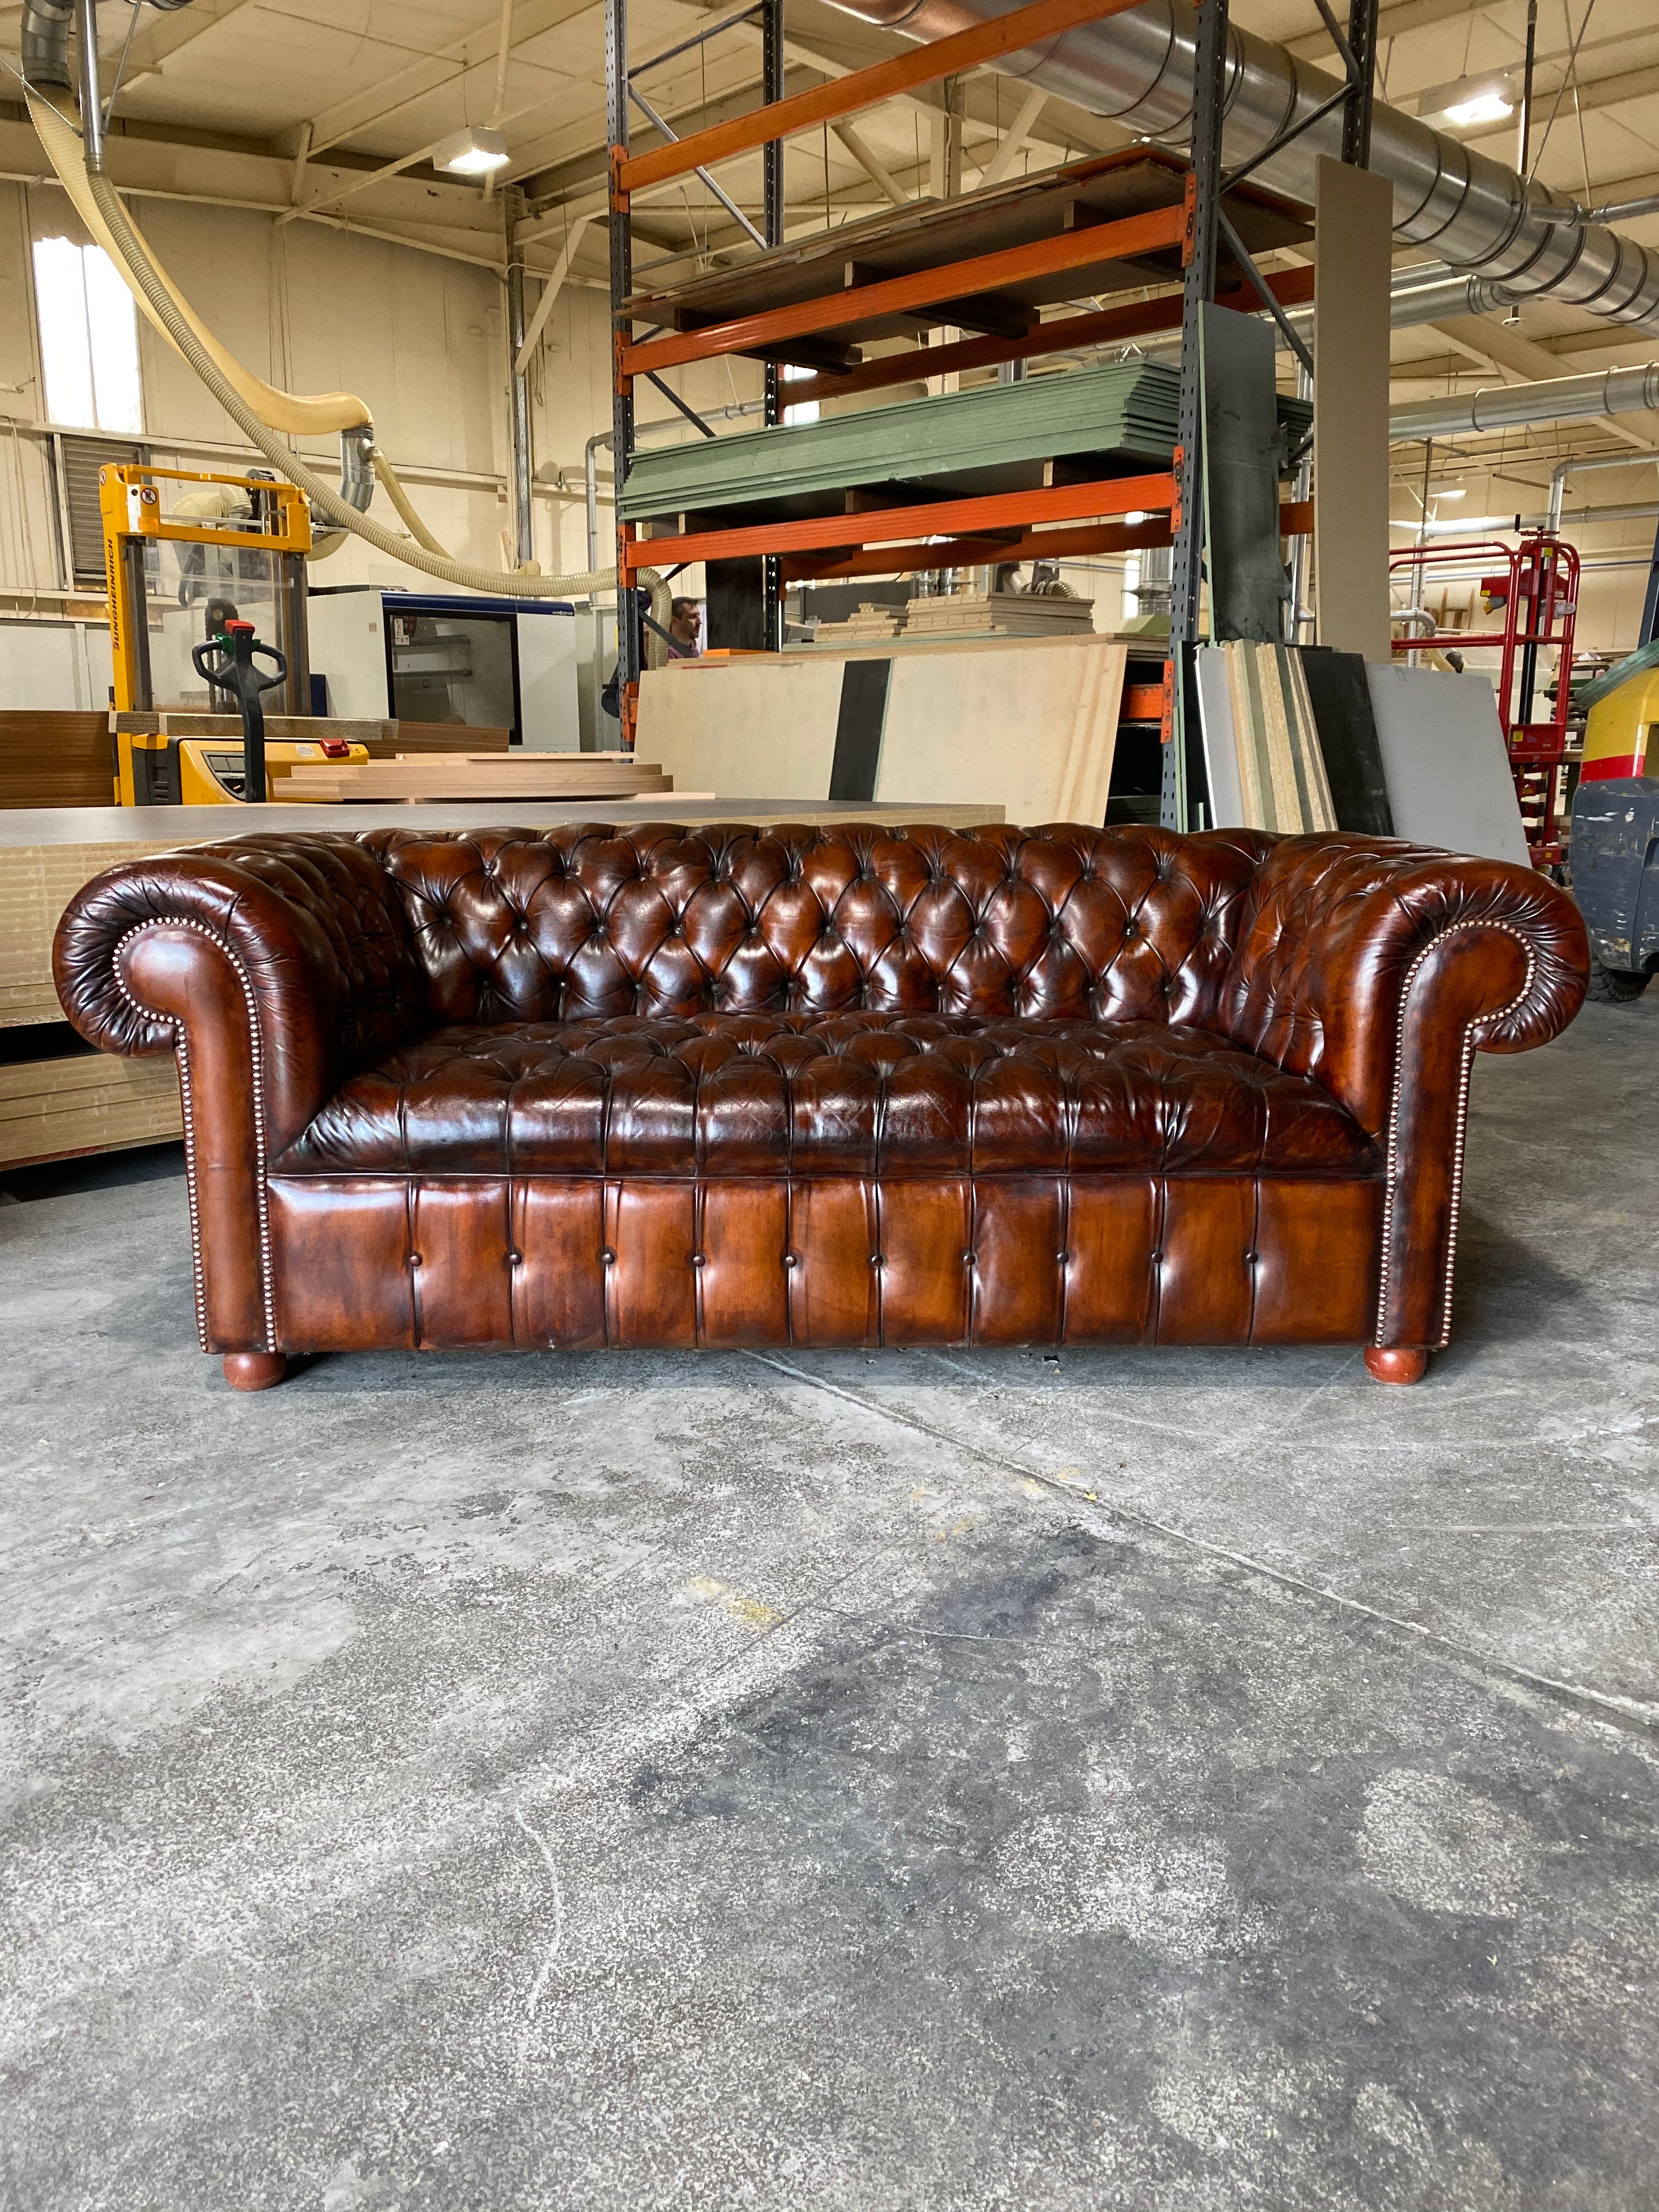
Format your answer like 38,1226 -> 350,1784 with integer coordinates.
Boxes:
24,84 -> 666,628
371,448 -> 454,559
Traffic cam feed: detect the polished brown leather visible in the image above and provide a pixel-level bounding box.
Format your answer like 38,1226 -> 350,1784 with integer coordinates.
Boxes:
54,822 -> 1588,1363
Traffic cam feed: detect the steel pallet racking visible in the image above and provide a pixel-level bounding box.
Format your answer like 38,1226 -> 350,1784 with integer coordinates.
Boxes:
603,0 -> 1333,823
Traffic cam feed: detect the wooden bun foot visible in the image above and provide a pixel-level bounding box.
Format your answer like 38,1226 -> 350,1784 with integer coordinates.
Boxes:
223,1351 -> 287,1392
1364,1346 -> 1428,1386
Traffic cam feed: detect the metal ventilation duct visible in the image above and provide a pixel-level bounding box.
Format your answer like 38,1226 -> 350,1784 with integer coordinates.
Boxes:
827,0 -> 1659,336
19,0 -> 192,88
1389,362 -> 1659,442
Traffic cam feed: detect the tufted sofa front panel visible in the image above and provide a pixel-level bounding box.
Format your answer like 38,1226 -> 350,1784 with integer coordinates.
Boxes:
360,822 -> 1272,1031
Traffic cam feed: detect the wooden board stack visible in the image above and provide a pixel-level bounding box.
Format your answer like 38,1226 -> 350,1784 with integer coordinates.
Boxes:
812,605 -> 906,644
902,591 -> 1096,639
1,713 -> 115,810
275,753 -> 686,804
1196,642 -> 1336,834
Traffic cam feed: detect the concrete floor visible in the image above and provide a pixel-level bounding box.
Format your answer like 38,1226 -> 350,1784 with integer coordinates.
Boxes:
2,997 -> 1656,2212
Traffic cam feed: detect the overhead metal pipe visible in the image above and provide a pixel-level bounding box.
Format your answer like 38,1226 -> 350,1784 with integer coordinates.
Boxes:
1546,451 -> 1659,531
1388,362 -> 1659,441
72,0 -> 102,174
826,0 -> 1659,334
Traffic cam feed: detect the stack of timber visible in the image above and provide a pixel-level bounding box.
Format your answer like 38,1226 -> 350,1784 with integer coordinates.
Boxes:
814,605 -> 907,643
1195,642 -> 1336,834
901,590 -> 1096,639
1,713 -> 114,809
622,363 -> 1314,524
276,753 -> 687,804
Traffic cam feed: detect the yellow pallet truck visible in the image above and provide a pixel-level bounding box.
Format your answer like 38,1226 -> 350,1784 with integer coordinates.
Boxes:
103,461 -> 366,804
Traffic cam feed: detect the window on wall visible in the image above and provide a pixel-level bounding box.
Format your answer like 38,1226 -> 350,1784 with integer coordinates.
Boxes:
782,363 -> 818,427
32,237 -> 143,435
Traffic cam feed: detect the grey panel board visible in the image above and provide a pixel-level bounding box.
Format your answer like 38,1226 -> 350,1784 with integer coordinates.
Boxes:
1365,665 -> 1530,866
1194,647 -> 1246,829
1198,303 -> 1287,644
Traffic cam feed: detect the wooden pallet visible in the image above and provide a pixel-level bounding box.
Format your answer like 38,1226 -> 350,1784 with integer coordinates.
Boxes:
276,756 -> 685,803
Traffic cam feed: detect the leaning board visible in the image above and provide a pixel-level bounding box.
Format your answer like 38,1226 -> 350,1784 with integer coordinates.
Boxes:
1365,667 -> 1530,866
637,635 -> 1126,824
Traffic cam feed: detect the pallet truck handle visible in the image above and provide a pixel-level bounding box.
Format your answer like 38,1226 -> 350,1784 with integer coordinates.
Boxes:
191,621 -> 287,804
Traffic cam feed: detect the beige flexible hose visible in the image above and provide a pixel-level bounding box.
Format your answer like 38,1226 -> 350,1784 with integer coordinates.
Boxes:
370,448 -> 454,560
24,84 -> 667,629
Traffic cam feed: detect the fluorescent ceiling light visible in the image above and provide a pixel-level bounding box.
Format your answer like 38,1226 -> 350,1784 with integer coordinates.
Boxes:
1423,513 -> 1511,532
1123,509 -> 1147,524
1432,486 -> 1468,499
1444,91 -> 1513,127
434,126 -> 510,177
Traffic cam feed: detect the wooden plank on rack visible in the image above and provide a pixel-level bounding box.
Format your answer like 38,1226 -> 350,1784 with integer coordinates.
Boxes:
618,0 -> 1157,193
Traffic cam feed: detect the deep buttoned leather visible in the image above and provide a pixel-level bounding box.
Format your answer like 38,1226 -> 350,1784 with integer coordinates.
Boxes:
54,821 -> 1588,1363
276,1013 -> 1378,1179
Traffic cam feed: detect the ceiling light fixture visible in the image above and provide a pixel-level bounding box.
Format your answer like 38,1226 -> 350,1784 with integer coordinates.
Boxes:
434,126 -> 510,177
1444,91 -> 1513,128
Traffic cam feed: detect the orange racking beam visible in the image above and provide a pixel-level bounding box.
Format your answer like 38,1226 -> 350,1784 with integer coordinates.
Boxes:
619,204 -> 1184,379
781,515 -> 1178,583
621,471 -> 1176,577
777,499 -> 1311,584
782,263 -> 1317,407
618,0 -> 1155,195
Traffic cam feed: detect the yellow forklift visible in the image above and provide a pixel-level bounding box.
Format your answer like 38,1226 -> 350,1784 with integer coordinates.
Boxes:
102,462 -> 366,803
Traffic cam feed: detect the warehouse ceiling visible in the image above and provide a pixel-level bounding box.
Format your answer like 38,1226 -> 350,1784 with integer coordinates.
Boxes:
3,0 -> 1658,487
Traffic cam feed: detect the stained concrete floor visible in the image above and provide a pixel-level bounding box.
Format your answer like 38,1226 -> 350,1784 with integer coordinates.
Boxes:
2,997 -> 1656,2212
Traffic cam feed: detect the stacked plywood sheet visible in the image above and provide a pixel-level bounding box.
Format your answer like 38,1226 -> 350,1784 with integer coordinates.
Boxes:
902,591 -> 1096,639
276,753 -> 687,804
1195,641 -> 1336,834
623,363 -> 1314,522
814,606 -> 907,644
1,713 -> 115,810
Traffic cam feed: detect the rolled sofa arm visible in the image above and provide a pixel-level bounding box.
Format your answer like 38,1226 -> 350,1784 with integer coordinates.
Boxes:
54,833 -> 426,1352
1218,837 -> 1589,1352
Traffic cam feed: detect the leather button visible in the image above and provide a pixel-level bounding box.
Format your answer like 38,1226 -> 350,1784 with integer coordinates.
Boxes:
601,1248 -> 616,1265
962,1251 -> 975,1266
691,1251 -> 707,1266
869,1254 -> 883,1268
408,1252 -> 422,1268
507,1251 -> 522,1266
783,1252 -> 799,1268
1056,1250 -> 1070,1263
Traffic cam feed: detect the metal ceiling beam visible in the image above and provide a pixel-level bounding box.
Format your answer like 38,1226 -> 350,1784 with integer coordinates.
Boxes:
301,0 -> 595,160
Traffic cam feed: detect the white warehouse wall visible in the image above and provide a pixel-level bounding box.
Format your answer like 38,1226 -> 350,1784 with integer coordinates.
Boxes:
0,177 -> 754,625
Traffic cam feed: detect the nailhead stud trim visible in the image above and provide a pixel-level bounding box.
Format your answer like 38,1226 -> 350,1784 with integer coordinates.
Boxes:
111,919 -> 277,1355
1374,919 -> 1537,1352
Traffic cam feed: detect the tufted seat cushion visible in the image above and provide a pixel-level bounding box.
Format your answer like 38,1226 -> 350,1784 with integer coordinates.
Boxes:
274,1012 -> 1379,1179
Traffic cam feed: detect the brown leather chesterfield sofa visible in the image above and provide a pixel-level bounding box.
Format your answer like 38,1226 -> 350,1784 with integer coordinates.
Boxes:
54,821 -> 1587,1391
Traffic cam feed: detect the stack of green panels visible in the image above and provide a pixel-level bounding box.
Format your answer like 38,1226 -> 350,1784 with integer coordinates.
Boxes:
619,362 -> 1313,521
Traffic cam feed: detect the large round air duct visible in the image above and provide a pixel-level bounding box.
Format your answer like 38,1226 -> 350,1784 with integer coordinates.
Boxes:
827,0 -> 1659,335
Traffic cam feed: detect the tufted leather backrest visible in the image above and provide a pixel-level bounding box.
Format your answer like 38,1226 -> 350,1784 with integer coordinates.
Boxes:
356,822 -> 1273,1030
